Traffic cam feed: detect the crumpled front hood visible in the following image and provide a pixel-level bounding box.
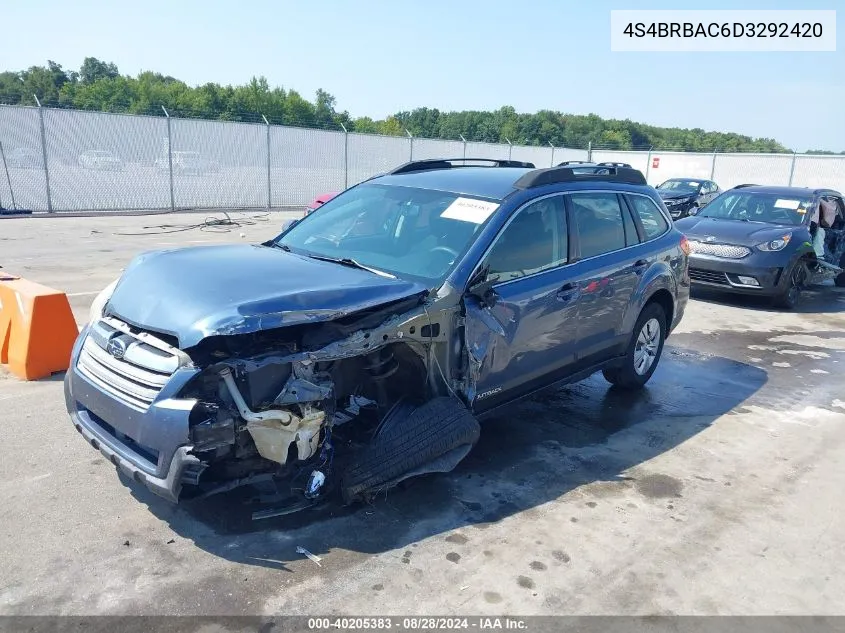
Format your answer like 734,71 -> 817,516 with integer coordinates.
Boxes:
674,217 -> 799,246
105,244 -> 428,348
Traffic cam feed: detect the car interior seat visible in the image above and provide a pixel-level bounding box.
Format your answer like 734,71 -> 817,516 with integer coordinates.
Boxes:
489,207 -> 553,276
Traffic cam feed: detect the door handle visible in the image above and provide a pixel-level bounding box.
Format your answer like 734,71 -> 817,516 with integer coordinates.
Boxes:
556,282 -> 579,301
633,259 -> 649,275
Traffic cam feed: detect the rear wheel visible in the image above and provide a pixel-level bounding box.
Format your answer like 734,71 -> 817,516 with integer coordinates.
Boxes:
772,259 -> 808,309
603,303 -> 667,390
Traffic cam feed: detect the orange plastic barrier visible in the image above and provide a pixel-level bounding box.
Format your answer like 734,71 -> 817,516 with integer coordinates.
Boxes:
0,273 -> 80,380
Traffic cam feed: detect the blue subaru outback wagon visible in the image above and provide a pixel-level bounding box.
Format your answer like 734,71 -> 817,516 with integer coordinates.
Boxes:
65,158 -> 690,512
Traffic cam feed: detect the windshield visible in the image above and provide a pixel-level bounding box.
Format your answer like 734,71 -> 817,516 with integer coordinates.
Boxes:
698,191 -> 812,226
658,180 -> 699,193
276,183 -> 500,284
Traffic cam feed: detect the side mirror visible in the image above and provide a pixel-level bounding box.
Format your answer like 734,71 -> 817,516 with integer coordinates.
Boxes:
467,266 -> 500,307
281,218 -> 299,233
688,207 -> 699,216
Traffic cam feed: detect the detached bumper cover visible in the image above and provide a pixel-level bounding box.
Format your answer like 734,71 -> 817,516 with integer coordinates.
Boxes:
64,327 -> 202,502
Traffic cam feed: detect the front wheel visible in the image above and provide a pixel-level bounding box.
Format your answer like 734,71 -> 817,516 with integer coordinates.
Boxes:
603,303 -> 667,390
772,259 -> 808,309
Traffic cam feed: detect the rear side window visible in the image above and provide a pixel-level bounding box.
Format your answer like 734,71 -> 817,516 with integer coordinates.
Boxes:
569,193 -> 628,259
486,196 -> 567,281
629,195 -> 670,240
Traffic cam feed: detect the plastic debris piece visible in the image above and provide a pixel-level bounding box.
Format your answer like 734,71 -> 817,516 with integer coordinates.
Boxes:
296,546 -> 322,567
305,470 -> 326,499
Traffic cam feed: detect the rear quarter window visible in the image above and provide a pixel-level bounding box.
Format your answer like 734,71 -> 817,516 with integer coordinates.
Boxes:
629,195 -> 670,240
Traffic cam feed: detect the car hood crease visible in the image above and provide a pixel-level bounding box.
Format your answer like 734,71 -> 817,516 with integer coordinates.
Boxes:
104,244 -> 429,348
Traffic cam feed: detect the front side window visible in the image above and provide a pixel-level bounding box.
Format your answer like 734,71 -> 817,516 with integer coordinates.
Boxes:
698,192 -> 813,226
277,183 -> 499,284
570,192 -> 629,258
629,195 -> 670,240
485,196 -> 567,281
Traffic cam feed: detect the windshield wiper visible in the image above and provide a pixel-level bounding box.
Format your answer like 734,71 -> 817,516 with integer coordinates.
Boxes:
273,243 -> 292,252
305,254 -> 396,279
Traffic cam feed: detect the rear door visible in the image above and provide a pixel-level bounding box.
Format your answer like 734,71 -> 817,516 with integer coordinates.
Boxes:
464,194 -> 581,412
566,191 -> 644,366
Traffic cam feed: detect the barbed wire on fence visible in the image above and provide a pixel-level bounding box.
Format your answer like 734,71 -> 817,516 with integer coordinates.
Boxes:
2,101 -> 845,214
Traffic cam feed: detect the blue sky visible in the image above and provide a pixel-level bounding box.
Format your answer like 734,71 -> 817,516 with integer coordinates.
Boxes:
2,0 -> 842,151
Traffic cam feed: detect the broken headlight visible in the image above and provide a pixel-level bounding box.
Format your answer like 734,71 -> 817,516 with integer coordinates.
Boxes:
88,278 -> 119,324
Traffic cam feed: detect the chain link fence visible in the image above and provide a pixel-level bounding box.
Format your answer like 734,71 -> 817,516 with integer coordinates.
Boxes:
1,103 -> 844,213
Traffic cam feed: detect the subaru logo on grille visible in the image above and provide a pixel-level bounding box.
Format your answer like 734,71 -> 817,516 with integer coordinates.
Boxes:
704,235 -> 717,243
107,337 -> 128,360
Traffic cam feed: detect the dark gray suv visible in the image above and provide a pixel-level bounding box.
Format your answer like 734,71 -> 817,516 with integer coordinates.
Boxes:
65,158 -> 690,513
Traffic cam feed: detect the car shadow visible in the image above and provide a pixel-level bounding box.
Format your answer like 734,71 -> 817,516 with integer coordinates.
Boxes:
124,345 -> 768,571
691,283 -> 845,314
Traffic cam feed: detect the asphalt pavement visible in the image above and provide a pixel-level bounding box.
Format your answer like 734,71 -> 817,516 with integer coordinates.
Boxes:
0,210 -> 843,616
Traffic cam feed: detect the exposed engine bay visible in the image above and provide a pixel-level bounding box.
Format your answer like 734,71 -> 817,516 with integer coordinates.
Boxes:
171,291 -> 480,517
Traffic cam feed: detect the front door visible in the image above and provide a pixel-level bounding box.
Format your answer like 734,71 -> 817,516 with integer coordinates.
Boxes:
464,194 -> 579,413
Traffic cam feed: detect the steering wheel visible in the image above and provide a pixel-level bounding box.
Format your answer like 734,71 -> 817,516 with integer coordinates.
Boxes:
306,235 -> 338,248
429,245 -> 459,260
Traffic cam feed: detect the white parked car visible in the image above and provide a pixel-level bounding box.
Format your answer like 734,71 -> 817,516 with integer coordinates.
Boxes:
78,150 -> 123,171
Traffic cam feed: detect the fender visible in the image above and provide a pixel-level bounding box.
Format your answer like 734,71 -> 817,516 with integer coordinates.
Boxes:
622,256 -> 677,335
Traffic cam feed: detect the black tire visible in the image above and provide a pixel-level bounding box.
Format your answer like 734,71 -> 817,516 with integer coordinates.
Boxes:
602,302 -> 667,390
341,397 -> 480,504
772,259 -> 808,309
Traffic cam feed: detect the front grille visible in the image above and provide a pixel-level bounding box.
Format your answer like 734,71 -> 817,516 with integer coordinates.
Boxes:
77,318 -> 180,411
687,241 -> 751,259
689,268 -> 730,285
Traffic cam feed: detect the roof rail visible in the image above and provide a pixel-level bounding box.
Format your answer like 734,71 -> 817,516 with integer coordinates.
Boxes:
514,165 -> 647,189
597,161 -> 632,168
557,160 -> 594,166
388,158 -> 535,175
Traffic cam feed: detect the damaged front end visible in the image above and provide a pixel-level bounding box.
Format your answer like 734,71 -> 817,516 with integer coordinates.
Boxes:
67,284 -> 480,514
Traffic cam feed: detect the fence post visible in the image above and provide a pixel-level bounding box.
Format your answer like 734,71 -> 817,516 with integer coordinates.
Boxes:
405,129 -> 414,161
340,122 -> 349,190
0,140 -> 15,210
710,149 -> 718,180
162,106 -> 175,211
788,151 -> 797,186
460,135 -> 467,159
33,95 -> 53,212
262,115 -> 271,208
505,138 -> 512,160
548,141 -> 555,167
645,146 -> 653,182
587,141 -> 592,162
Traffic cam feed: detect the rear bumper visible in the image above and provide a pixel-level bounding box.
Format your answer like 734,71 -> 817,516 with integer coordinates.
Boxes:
688,253 -> 786,296
64,327 -> 203,502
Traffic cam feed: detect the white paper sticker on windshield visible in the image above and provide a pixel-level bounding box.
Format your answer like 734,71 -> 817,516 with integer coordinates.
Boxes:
440,197 -> 500,224
687,181 -> 700,187
774,199 -> 800,209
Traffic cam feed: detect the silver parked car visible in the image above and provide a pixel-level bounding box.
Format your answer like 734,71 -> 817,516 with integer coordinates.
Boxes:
78,150 -> 123,171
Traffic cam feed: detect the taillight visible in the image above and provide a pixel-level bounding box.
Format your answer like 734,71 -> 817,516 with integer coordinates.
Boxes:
679,235 -> 691,255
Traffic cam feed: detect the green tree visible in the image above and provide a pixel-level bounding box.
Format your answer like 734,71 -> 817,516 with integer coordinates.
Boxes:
0,58 -> 805,153
79,57 -> 119,85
